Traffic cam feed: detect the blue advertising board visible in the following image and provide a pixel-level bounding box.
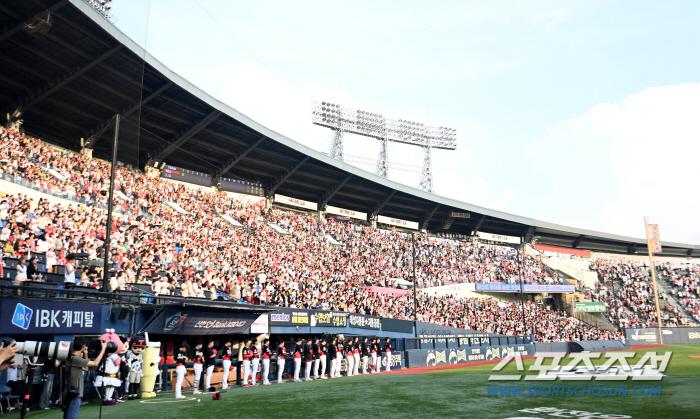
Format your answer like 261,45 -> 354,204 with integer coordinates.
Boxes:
475,283 -> 575,293
0,298 -> 102,335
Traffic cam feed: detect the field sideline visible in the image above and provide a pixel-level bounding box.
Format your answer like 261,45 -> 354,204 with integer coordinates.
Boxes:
21,344 -> 700,419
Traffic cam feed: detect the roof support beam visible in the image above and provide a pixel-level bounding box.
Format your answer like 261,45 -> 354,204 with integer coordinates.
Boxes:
0,0 -> 68,43
471,214 -> 487,235
524,225 -> 536,244
154,110 -> 221,161
14,45 -> 122,116
572,235 -> 585,249
628,243 -> 638,254
320,174 -> 353,209
85,82 -> 173,147
371,190 -> 396,218
421,204 -> 441,230
215,136 -> 266,177
268,157 -> 309,196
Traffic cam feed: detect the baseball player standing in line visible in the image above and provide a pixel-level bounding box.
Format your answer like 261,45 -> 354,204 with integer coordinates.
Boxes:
204,340 -> 216,391
241,339 -> 252,387
345,338 -> 355,377
319,337 -> 328,379
250,341 -> 260,386
261,339 -> 272,385
220,339 -> 232,389
383,337 -> 392,373
375,338 -> 383,373
336,336 -> 345,377
293,337 -> 303,382
276,341 -> 287,383
312,337 -> 321,380
352,337 -> 361,376
361,337 -> 369,374
192,341 -> 204,394
174,342 -> 189,399
370,338 -> 377,373
328,337 -> 338,378
303,338 -> 314,381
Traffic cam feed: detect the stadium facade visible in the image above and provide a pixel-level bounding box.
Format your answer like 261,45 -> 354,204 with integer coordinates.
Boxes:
1,0 -> 698,256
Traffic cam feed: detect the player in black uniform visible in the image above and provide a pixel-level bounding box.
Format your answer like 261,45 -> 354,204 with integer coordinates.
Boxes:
220,339 -> 233,389
204,340 -> 216,391
192,341 -> 204,394
241,339 -> 252,387
383,337 -> 392,372
345,337 -> 355,376
276,341 -> 287,383
328,337 -> 338,378
361,337 -> 370,374
261,339 -> 272,385
293,337 -> 303,382
303,339 -> 314,381
374,338 -> 382,374
312,337 -> 321,379
319,337 -> 328,379
174,342 -> 189,399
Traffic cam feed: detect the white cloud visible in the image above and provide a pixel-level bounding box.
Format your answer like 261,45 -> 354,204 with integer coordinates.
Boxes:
532,10 -> 572,32
527,83 -> 700,244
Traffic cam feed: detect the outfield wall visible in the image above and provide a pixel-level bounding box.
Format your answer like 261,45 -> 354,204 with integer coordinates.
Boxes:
406,344 -> 536,368
625,327 -> 700,345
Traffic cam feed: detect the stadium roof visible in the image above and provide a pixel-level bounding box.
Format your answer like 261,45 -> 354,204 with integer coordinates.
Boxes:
1,0 -> 698,257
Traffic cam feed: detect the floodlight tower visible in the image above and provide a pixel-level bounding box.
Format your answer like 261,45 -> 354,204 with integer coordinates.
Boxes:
311,101 -> 457,193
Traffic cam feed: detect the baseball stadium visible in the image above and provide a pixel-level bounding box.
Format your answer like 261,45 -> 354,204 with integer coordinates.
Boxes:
0,1 -> 698,418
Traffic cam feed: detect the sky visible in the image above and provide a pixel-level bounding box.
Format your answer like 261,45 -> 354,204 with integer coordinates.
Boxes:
111,0 -> 700,244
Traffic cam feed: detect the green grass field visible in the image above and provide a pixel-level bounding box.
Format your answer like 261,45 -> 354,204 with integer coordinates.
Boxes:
20,344 -> 700,419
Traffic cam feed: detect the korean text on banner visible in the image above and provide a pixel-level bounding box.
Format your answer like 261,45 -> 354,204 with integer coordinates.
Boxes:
646,224 -> 662,253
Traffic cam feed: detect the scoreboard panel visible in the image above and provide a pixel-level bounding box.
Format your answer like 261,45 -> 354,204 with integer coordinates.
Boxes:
161,165 -> 211,187
219,177 -> 265,196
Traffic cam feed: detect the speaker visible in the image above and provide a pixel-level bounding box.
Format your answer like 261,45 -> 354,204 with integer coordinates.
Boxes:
112,307 -> 129,320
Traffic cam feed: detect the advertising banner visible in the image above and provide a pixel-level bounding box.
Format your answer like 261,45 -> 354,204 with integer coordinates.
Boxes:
646,223 -> 662,253
145,309 -> 259,335
269,308 -> 381,330
250,314 -> 269,334
475,283 -> 520,292
575,302 -> 607,313
377,215 -> 419,230
269,308 -> 310,326
311,311 -> 348,328
0,299 -> 102,335
275,194 -> 318,211
326,205 -> 367,221
476,231 -> 521,244
522,284 -> 575,293
406,344 -> 535,368
348,313 -> 381,330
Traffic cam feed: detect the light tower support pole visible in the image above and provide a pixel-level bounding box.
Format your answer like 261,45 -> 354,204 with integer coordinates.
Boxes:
644,216 -> 664,345
376,136 -> 389,177
419,145 -> 433,193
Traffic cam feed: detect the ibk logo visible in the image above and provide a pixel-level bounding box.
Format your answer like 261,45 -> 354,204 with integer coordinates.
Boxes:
489,351 -> 671,381
12,303 -> 33,330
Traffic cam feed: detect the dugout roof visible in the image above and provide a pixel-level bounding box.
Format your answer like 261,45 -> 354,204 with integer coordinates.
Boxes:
1,0 -> 698,257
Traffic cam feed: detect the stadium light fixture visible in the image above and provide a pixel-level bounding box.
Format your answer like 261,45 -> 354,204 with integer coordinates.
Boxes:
311,101 -> 457,193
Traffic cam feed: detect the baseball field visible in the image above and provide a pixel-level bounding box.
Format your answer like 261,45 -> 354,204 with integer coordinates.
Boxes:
23,344 -> 700,419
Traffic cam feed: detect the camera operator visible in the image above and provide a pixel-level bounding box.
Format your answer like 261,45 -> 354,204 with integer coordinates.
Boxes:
0,340 -> 19,371
63,337 -> 106,419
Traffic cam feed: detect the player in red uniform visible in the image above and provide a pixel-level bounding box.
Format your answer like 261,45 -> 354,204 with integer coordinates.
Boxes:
192,341 -> 204,394
293,337 -> 303,382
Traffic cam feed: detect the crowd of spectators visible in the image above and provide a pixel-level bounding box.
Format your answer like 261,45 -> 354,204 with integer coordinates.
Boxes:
0,126 -> 620,342
588,259 -> 693,328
